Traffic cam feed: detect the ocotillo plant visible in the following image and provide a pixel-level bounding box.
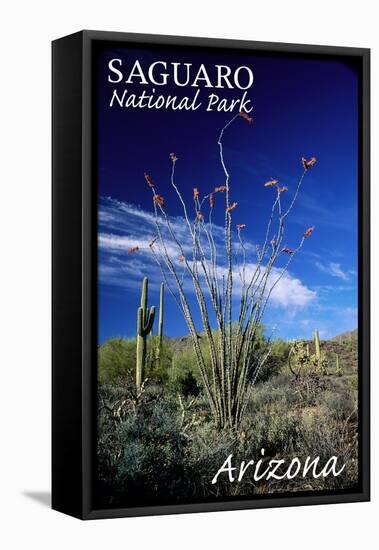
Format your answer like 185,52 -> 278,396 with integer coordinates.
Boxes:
140,113 -> 317,429
155,283 -> 164,366
136,277 -> 156,392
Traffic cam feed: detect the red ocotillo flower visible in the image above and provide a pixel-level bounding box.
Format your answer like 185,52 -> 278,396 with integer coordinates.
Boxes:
193,188 -> 199,200
197,212 -> 204,221
170,152 -> 178,162
239,111 -> 254,124
214,186 -> 226,193
278,186 -> 288,193
178,255 -> 185,263
236,224 -> 246,230
226,202 -> 238,213
302,156 -> 317,170
209,193 -> 214,208
282,246 -> 294,255
303,226 -> 315,238
144,172 -> 155,188
264,178 -> 279,187
153,194 -> 165,207
128,246 -> 139,254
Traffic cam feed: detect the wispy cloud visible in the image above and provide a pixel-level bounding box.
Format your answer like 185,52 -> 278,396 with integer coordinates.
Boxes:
293,192 -> 357,231
315,261 -> 351,281
99,196 -> 315,312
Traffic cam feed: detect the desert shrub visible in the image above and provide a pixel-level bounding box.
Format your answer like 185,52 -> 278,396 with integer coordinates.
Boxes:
289,373 -> 333,406
96,355 -> 359,505
97,398 -> 190,506
181,402 -> 302,497
247,374 -> 298,412
245,403 -> 301,456
147,338 -> 173,384
181,423 -> 238,498
98,338 -> 135,384
293,410 -> 358,492
98,337 -> 172,386
348,373 -> 358,392
257,340 -> 290,382
178,371 -> 201,398
317,387 -> 356,422
169,344 -> 204,397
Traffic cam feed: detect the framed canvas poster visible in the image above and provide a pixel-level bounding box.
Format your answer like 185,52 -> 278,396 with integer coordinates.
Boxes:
52,31 -> 370,519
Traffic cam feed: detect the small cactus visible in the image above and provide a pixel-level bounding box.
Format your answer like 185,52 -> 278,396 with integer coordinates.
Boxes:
289,332 -> 330,380
136,277 -> 155,392
288,341 -> 310,379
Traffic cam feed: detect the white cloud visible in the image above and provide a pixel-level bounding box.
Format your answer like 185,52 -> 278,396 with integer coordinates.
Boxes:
269,272 -> 316,307
315,261 -> 350,281
98,196 -> 315,312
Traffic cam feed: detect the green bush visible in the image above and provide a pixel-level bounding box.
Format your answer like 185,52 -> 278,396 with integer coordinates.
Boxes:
97,398 -> 190,505
98,338 -> 135,384
317,387 -> 356,421
98,337 -> 172,386
169,345 -> 203,394
257,339 -> 290,382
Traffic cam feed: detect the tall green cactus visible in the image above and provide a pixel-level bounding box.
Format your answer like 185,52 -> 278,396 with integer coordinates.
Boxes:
313,329 -> 328,375
156,283 -> 164,366
314,330 -> 321,360
336,353 -> 342,376
136,277 -> 155,392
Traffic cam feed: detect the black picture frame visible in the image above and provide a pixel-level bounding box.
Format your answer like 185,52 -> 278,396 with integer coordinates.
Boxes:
52,30 -> 370,520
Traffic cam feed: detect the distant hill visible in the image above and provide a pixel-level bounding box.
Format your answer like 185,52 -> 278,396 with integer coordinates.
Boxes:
323,329 -> 358,373
300,329 -> 358,373
330,328 -> 358,343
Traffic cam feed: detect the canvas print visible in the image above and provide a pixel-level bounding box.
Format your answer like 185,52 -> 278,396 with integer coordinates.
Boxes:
95,42 -> 360,509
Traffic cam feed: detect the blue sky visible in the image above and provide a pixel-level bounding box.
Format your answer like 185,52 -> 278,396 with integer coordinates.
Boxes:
96,44 -> 359,343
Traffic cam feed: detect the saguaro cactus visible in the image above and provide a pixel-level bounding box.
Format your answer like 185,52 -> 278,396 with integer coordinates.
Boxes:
314,330 -> 321,360
336,353 -> 342,376
156,283 -> 164,366
136,277 -> 155,392
313,330 -> 328,375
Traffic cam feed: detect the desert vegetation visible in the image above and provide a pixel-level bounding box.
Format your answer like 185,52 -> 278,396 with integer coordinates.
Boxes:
97,323 -> 358,507
96,113 -> 358,507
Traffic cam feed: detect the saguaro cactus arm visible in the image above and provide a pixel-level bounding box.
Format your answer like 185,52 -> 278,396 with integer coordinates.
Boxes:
142,305 -> 156,335
140,277 -> 148,308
